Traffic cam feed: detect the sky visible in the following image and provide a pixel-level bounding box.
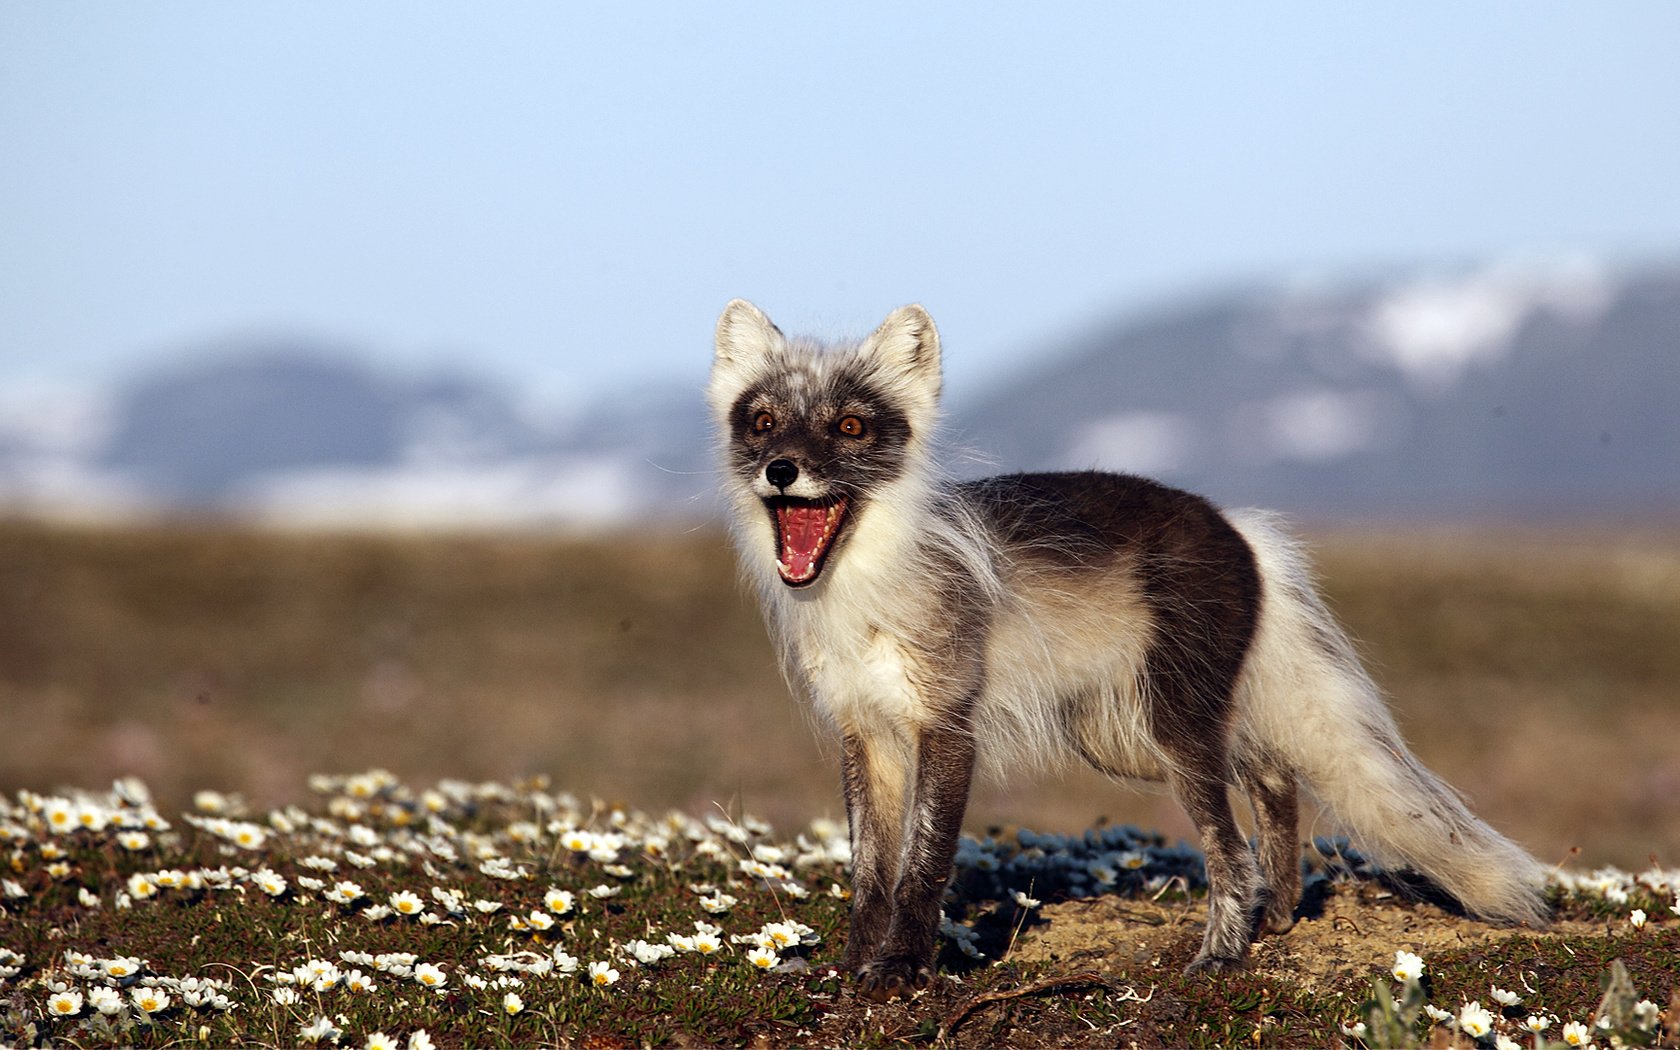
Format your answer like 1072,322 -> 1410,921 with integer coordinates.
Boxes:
2,2 -> 1678,416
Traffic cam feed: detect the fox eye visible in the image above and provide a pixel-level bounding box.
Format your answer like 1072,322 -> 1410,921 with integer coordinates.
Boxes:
836,415 -> 867,438
751,410 -> 776,433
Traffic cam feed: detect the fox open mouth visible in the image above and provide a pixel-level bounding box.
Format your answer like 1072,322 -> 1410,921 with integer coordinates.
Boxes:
766,496 -> 849,586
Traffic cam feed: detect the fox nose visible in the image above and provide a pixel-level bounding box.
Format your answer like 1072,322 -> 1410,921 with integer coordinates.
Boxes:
765,459 -> 799,490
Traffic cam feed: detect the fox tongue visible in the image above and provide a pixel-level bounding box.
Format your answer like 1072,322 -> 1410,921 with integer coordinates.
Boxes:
775,501 -> 844,584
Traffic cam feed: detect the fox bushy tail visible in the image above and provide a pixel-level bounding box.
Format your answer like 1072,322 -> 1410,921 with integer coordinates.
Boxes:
1229,511 -> 1549,926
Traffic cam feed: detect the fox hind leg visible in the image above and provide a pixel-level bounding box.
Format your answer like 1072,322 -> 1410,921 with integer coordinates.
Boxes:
1147,669 -> 1264,971
1166,758 -> 1265,972
1237,748 -> 1302,935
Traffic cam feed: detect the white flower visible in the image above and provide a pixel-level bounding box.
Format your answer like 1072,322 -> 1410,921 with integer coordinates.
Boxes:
1457,1001 -> 1493,1038
502,991 -> 523,1015
561,829 -> 594,853
544,888 -> 576,915
587,961 -> 619,987
389,890 -> 425,916
117,831 -> 150,851
1491,985 -> 1521,1007
551,949 -> 579,974
587,842 -> 620,863
102,956 -> 143,981
698,892 -> 736,914
364,1032 -> 396,1050
87,985 -> 123,1016
625,939 -> 675,965
586,884 -> 620,900
47,989 -> 83,1017
407,1030 -> 435,1050
1633,999 -> 1661,1029
525,910 -> 556,932
43,798 -> 75,833
252,869 -> 288,896
691,931 -> 722,955
130,987 -> 172,1015
1011,889 -> 1041,909
344,970 -> 375,993
769,920 -> 815,949
127,872 -> 159,900
273,986 -> 301,1006
227,822 -> 267,850
1423,1004 -> 1453,1024
429,886 -> 465,915
413,963 -> 446,990
1524,1015 -> 1551,1034
480,857 -> 527,881
1495,1036 -> 1522,1050
1340,1021 -> 1368,1038
1629,908 -> 1647,928
739,858 -> 790,880
325,880 -> 365,905
1561,1020 -> 1593,1047
746,946 -> 780,971
1391,950 -> 1425,982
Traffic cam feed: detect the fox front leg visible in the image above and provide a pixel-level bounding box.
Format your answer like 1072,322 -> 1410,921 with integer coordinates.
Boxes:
840,732 -> 906,973
854,721 -> 976,1002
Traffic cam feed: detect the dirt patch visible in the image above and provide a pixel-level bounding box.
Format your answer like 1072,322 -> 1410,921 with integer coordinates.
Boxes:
1010,881 -> 1604,995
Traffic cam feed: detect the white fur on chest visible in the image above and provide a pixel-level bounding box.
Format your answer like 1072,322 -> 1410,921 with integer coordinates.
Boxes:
786,597 -> 930,737
767,484 -> 945,737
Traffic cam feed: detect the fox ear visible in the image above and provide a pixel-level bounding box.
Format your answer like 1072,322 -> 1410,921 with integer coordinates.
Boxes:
714,299 -> 785,369
861,304 -> 942,402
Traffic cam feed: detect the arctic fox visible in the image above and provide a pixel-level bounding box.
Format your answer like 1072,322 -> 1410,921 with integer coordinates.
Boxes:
708,299 -> 1547,999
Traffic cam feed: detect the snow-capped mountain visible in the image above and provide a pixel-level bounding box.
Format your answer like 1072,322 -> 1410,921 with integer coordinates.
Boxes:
951,259 -> 1678,519
0,347 -> 712,528
1,259 -> 1674,527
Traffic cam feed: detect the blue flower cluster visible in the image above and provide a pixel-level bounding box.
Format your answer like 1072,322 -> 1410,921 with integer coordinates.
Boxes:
946,826 -> 1400,915
951,824 -> 1208,906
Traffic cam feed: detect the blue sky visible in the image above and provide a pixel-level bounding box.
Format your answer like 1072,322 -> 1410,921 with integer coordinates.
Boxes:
2,2 -> 1677,411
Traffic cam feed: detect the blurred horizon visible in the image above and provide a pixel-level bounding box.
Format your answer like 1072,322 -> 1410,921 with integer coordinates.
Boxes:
3,4 -> 1678,526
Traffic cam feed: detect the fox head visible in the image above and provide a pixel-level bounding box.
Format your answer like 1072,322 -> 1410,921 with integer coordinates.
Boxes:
708,300 -> 943,588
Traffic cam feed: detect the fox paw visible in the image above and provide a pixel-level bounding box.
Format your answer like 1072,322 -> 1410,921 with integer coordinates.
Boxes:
855,958 -> 933,1002
1184,953 -> 1246,975
1261,910 -> 1297,937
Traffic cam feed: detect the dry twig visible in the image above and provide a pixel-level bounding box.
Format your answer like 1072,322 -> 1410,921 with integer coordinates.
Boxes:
937,970 -> 1111,1041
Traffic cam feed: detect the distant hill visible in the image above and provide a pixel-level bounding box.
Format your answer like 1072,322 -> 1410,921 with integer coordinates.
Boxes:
1,260 -> 1674,526
950,261 -> 1680,519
